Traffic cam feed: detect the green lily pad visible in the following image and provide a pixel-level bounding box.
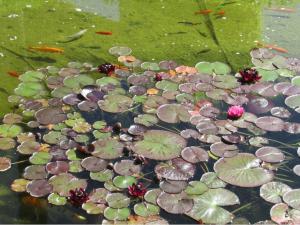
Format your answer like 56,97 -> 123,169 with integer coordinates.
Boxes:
186,188 -> 239,224
132,130 -> 187,160
260,182 -> 292,204
74,134 -> 89,143
134,202 -> 160,217
144,189 -> 161,205
112,176 -> 136,189
157,104 -> 190,123
270,203 -> 300,224
92,138 -> 123,159
195,61 -> 231,75
29,152 -> 52,165
17,141 -> 40,155
68,161 -> 83,173
106,192 -> 130,208
96,77 -> 120,87
283,189 -> 300,210
0,124 -> 22,138
214,153 -> 274,187
49,173 -> 87,197
82,201 -> 106,214
134,114 -> 158,127
200,172 -> 227,189
48,193 -> 67,206
109,46 -> 132,56
15,82 -> 48,98
66,149 -> 81,161
92,121 -> 107,129
256,68 -> 279,81
141,62 -> 160,71
63,75 -> 94,89
0,137 -> 16,150
92,130 -> 111,140
51,86 -> 73,98
185,181 -> 208,196
98,94 -> 133,113
155,80 -> 178,91
212,75 -> 240,89
43,131 -> 66,144
285,94 -> 300,112
104,207 -> 130,221
19,71 -> 45,82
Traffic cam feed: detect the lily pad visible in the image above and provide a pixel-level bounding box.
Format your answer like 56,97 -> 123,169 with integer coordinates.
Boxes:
283,189 -> 300,210
260,182 -> 292,203
23,165 -> 47,180
157,192 -> 193,214
29,152 -> 52,165
90,170 -> 114,182
11,179 -> 30,192
26,179 -> 53,197
112,176 -> 136,189
181,146 -> 208,163
144,189 -> 161,205
92,138 -> 123,159
160,180 -> 187,194
109,46 -> 132,56
195,61 -> 231,75
106,192 -> 130,208
255,116 -> 284,132
134,114 -> 158,127
214,153 -> 274,187
134,202 -> 160,217
46,161 -> 69,175
0,124 -> 22,138
255,147 -> 285,163
48,193 -> 67,205
157,104 -> 190,123
200,172 -> 227,189
0,137 -> 16,150
132,130 -> 186,160
35,107 -> 67,125
155,80 -> 178,91
184,181 -> 208,196
155,158 -> 195,181
104,207 -> 130,221
81,156 -> 108,172
113,160 -> 141,176
98,95 -> 133,113
82,201 -> 106,214
0,157 -> 11,172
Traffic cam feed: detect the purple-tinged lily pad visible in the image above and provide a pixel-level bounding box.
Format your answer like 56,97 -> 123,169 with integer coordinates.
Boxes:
196,121 -> 219,134
155,158 -> 195,181
78,101 -> 98,112
35,107 -> 67,125
92,138 -> 123,159
127,75 -> 149,86
98,94 -> 133,113
159,60 -> 178,70
246,96 -> 274,115
63,93 -> 82,106
157,104 -> 190,123
160,180 -> 187,194
255,147 -> 284,163
46,161 -> 69,175
23,165 -> 47,180
181,146 -> 208,163
129,86 -> 147,96
180,129 -> 199,139
113,160 -> 141,176
271,107 -> 291,118
260,182 -> 292,204
26,179 -> 53,197
255,116 -> 284,131
157,192 -> 193,214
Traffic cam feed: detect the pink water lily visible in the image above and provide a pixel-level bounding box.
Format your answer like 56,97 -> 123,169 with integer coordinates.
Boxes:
227,105 -> 244,120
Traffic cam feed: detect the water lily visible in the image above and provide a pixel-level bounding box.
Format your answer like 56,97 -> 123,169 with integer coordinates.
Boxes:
154,73 -> 163,81
98,63 -> 115,75
128,182 -> 147,198
227,105 -> 244,120
68,188 -> 89,207
238,68 -> 261,84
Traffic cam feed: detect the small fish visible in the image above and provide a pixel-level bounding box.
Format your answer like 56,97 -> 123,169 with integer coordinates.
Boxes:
195,9 -> 213,15
28,46 -> 64,53
178,21 -> 202,26
196,49 -> 211,54
196,30 -> 207,38
267,7 -> 296,13
7,71 -> 20,77
220,1 -> 237,6
61,29 -> 87,43
95,31 -> 113,35
257,42 -> 288,53
215,10 -> 225,15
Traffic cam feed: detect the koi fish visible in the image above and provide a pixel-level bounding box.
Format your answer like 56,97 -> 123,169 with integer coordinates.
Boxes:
195,9 -> 213,15
28,46 -> 64,53
7,71 -> 20,77
267,7 -> 296,13
257,42 -> 288,53
95,31 -> 112,35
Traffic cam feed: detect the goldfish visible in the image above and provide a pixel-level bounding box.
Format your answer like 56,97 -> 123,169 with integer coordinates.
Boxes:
22,196 -> 47,208
95,31 -> 112,35
215,10 -> 225,15
7,71 -> 20,77
29,46 -> 64,53
195,9 -> 213,15
257,42 -> 288,53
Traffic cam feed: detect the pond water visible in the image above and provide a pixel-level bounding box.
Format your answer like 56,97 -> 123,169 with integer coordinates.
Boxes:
0,0 -> 300,224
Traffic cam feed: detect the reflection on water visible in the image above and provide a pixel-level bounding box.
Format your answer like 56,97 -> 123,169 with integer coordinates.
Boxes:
67,0 -> 120,21
0,0 -> 300,224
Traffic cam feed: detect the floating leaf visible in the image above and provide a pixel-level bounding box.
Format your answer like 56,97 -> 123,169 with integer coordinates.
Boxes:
134,114 -> 158,127
11,179 -> 30,192
98,95 -> 133,113
48,193 -> 67,205
82,201 -> 106,214
255,147 -> 285,163
81,156 -> 107,172
0,124 -> 22,138
113,160 -> 141,176
109,46 -> 132,56
35,107 -> 67,125
214,153 -> 274,187
104,207 -> 130,221
157,104 -> 190,123
113,176 -> 136,189
0,137 -> 16,150
46,161 -> 69,175
200,172 -> 227,189
106,192 -> 130,208
283,189 -> 300,210
92,138 -> 123,159
134,202 -> 160,217
157,192 -> 193,214
29,152 -> 52,165
26,179 -> 53,197
90,170 -> 114,182
155,80 -> 178,91
181,146 -> 208,163
0,157 -> 11,172
132,130 -> 186,160
255,116 -> 284,132
23,165 -> 47,180
144,189 -> 161,205
195,61 -> 231,75
260,182 -> 292,203
184,181 -> 208,196
160,180 -> 187,194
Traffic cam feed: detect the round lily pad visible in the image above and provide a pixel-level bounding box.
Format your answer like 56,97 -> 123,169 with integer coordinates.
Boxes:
134,114 -> 158,127
132,130 -> 186,160
255,116 -> 284,132
155,158 -> 195,181
157,104 -> 190,123
0,137 -> 16,150
255,147 -> 285,163
35,107 -> 67,125
92,138 -> 123,159
200,172 -> 227,189
48,193 -> 67,205
260,182 -> 292,203
283,189 -> 300,210
144,189 -> 161,205
157,192 -> 193,214
109,46 -> 132,56
270,203 -> 300,225
159,180 -> 187,194
0,124 -> 22,138
181,146 -> 208,163
81,156 -> 108,172
90,170 -> 114,182
134,202 -> 160,217
113,160 -> 141,176
106,192 -> 130,208
29,152 -> 52,165
82,201 -> 106,214
11,179 -> 30,192
0,157 -> 11,172
112,176 -> 136,189
214,153 -> 274,187
155,80 -> 178,91
98,94 -> 133,113
46,161 -> 69,175
26,179 -> 53,197
184,181 -> 208,195
104,207 -> 130,221
23,165 -> 47,180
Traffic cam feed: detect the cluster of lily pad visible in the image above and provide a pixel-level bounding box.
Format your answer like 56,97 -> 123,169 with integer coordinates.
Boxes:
1,46 -> 300,224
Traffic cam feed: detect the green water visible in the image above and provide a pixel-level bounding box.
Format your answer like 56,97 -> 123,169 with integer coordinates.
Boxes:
0,0 -> 300,223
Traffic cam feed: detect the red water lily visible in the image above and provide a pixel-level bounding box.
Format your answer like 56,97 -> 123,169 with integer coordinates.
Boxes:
128,182 -> 147,198
238,68 -> 261,84
68,188 -> 89,207
98,63 -> 115,75
154,73 -> 163,81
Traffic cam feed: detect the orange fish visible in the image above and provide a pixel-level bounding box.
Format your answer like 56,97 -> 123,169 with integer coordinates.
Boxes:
215,10 -> 225,15
257,42 -> 288,53
95,31 -> 113,35
29,46 -> 64,53
267,7 -> 296,13
7,71 -> 20,77
22,196 -> 47,208
195,9 -> 213,15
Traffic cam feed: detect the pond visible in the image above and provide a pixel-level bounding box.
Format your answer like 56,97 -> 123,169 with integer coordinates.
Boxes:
0,0 -> 300,224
